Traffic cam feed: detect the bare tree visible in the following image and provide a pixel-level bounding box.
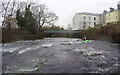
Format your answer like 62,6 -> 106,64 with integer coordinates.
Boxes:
0,0 -> 17,27
0,0 -> 31,28
8,0 -> 16,15
0,0 -> 11,27
31,4 -> 58,31
0,1 -> 58,31
68,24 -> 72,30
14,2 -> 27,17
15,1 -> 35,13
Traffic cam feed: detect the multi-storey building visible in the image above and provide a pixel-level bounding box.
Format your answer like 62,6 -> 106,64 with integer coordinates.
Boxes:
100,10 -> 107,26
105,2 -> 120,25
72,12 -> 101,30
106,9 -> 119,25
72,1 -> 120,30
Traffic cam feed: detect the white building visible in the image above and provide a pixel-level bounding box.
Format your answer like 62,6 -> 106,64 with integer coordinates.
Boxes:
100,10 -> 107,26
72,12 -> 101,30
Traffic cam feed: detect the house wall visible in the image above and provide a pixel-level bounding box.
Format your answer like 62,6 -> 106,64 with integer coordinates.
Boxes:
72,13 -> 100,30
100,10 -> 107,26
72,14 -> 83,30
106,10 -> 119,24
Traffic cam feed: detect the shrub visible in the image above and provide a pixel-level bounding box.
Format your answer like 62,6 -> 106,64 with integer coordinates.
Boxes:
78,23 -> 120,43
2,28 -> 44,43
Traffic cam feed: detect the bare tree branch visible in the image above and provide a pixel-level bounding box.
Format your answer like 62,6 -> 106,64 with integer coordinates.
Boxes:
31,4 -> 58,31
1,0 -> 11,26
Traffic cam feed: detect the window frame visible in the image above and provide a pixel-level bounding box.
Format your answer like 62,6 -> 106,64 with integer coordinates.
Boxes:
94,17 -> 96,20
83,16 -> 86,20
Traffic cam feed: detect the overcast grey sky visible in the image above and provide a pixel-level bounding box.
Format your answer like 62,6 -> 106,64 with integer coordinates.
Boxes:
33,0 -> 120,29
1,0 -> 120,29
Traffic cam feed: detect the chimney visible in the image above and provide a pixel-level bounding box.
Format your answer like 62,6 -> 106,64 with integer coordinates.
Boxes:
117,1 -> 120,10
110,7 -> 114,12
103,10 -> 107,14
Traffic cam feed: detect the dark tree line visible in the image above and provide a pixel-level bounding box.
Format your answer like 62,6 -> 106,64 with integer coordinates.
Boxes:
16,4 -> 38,34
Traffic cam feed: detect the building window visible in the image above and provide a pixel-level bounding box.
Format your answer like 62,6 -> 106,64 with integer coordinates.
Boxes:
103,15 -> 104,18
89,22 -> 91,25
83,21 -> 86,25
89,26 -> 91,28
116,16 -> 117,20
83,25 -> 85,29
84,16 -> 86,20
94,17 -> 96,20
94,22 -> 96,25
89,17 -> 91,20
109,18 -> 110,22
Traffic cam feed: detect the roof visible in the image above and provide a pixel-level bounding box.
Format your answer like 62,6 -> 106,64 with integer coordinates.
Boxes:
76,12 -> 101,16
106,9 -> 118,13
